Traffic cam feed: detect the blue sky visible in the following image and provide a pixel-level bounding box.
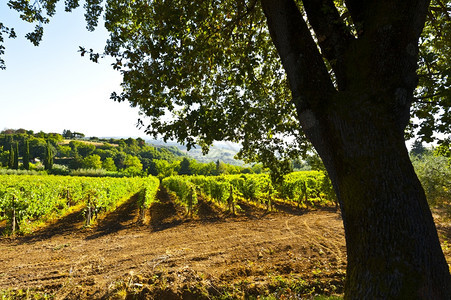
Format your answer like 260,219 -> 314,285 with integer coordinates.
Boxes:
0,1 -> 148,138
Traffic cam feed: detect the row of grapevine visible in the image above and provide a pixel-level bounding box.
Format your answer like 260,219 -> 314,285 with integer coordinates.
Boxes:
162,176 -> 197,215
162,171 -> 336,214
0,175 -> 159,234
190,174 -> 274,211
280,171 -> 337,207
138,176 -> 161,209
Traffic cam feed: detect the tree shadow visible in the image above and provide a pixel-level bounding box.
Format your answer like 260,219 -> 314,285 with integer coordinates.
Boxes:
195,198 -> 224,223
14,208 -> 85,244
236,200 -> 271,220
273,200 -> 340,217
148,200 -> 185,232
85,194 -> 140,240
272,201 -> 307,216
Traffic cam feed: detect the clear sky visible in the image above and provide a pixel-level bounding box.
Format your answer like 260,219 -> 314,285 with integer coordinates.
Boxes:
0,1 -> 149,138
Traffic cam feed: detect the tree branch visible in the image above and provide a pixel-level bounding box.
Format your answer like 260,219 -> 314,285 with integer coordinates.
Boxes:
414,93 -> 444,102
302,0 -> 354,90
260,0 -> 335,112
427,9 -> 443,37
204,0 -> 258,42
433,0 -> 451,21
344,0 -> 368,36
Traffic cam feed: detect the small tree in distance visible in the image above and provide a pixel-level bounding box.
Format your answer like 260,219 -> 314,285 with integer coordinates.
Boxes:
102,157 -> 117,171
23,140 -> 30,170
44,140 -> 53,171
13,142 -> 19,170
410,139 -> 429,158
178,157 -> 192,175
8,143 -> 14,169
82,154 -> 102,169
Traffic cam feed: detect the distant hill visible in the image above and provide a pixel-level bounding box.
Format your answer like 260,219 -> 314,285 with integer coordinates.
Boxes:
146,139 -> 244,166
186,145 -> 244,166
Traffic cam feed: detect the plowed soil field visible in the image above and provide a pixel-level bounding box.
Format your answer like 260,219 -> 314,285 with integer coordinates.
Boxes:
0,188 -> 449,299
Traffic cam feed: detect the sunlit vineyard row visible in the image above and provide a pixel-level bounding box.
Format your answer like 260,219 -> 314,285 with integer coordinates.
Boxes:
0,175 -> 159,234
162,171 -> 337,214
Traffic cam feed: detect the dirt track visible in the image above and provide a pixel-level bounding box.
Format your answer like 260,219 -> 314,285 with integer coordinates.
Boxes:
0,188 -> 448,299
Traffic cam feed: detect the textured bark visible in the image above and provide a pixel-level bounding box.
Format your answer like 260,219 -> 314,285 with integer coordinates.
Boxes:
325,97 -> 451,299
261,0 -> 451,298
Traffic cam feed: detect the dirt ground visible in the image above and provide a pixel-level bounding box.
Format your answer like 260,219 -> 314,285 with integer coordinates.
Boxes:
0,188 -> 449,299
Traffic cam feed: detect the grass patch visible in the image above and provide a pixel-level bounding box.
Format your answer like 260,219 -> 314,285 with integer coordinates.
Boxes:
0,288 -> 54,299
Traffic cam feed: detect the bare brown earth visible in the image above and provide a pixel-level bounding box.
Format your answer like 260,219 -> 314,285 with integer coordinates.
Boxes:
0,188 -> 449,299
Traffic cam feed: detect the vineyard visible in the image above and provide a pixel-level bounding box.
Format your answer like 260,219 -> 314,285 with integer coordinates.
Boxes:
0,171 -> 336,236
162,171 -> 337,216
0,172 -> 449,299
0,175 -> 159,234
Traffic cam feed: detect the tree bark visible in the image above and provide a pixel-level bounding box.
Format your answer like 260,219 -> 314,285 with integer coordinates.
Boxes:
324,97 -> 451,299
261,0 -> 451,298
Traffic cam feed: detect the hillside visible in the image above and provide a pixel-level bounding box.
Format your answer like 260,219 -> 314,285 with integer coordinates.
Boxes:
185,145 -> 243,166
147,139 -> 244,165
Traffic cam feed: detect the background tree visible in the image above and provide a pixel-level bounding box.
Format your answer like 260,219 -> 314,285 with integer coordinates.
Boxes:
178,157 -> 192,175
102,157 -> 117,171
56,145 -> 72,158
23,140 -> 30,170
69,153 -> 83,170
2,0 -> 451,298
154,159 -> 179,179
8,143 -> 14,169
62,129 -> 73,139
412,154 -> 451,207
35,131 -> 46,139
13,142 -> 19,170
114,152 -> 127,170
123,154 -> 143,176
0,150 -> 10,167
44,140 -> 53,171
434,138 -> 451,165
71,141 -> 95,157
72,132 -> 85,139
124,137 -> 140,154
82,154 -> 102,169
410,139 -> 430,158
192,161 -> 216,175
213,160 -> 227,176
29,137 -> 46,160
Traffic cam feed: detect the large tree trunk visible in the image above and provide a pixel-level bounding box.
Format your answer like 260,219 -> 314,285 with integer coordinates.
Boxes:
261,0 -> 451,298
322,95 -> 450,299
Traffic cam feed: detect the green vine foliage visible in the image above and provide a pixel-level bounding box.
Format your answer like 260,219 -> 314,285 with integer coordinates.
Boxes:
163,172 -> 336,213
412,154 -> 451,207
0,174 -> 159,234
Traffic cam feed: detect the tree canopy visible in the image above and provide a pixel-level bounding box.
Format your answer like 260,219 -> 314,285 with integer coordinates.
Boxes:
1,0 -> 449,165
413,1 -> 451,142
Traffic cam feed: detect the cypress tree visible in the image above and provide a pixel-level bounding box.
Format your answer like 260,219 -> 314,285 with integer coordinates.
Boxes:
8,144 -> 14,169
13,142 -> 19,170
178,157 -> 192,175
44,140 -> 53,170
23,140 -> 30,170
